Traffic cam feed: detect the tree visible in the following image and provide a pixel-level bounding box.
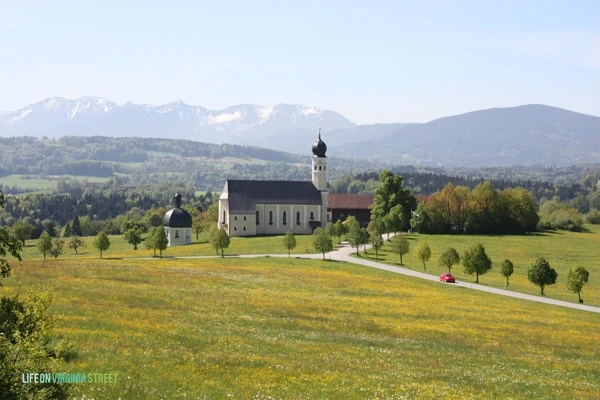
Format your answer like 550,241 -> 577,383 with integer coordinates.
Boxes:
93,231 -> 111,259
71,216 -> 83,237
393,234 -> 410,265
439,248 -> 460,273
1,192 -> 22,284
154,227 -> 169,259
312,227 -> 333,260
11,219 -> 34,246
415,241 -> 432,271
370,170 -> 417,232
326,221 -> 340,244
566,266 -> 589,303
345,216 -> 362,255
462,244 -> 492,283
145,228 -> 158,257
500,259 -> 514,287
367,220 -> 384,260
384,204 -> 404,239
528,257 -> 557,295
37,231 -> 53,260
124,228 -> 143,250
62,221 -> 73,238
210,227 -> 230,258
334,219 -> 347,244
68,236 -> 84,254
282,230 -> 297,258
49,238 -> 64,259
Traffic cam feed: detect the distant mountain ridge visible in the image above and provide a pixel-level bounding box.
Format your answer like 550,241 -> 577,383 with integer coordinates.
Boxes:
1,98 -> 599,167
335,104 -> 600,166
0,97 -> 356,145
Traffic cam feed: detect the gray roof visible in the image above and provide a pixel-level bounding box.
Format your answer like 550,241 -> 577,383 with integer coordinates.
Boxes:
163,207 -> 192,228
223,180 -> 322,213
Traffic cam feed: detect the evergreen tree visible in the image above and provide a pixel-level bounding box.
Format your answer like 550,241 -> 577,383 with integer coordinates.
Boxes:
71,216 -> 83,237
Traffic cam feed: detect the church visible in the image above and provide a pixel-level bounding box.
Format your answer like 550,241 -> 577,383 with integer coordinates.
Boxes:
218,133 -> 330,237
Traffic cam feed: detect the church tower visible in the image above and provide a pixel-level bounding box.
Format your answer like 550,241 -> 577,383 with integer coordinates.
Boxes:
311,130 -> 327,190
311,130 -> 328,228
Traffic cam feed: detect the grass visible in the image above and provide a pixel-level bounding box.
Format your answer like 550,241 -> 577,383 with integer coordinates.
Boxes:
356,224 -> 600,307
3,255 -> 599,399
0,174 -> 112,193
18,231 -> 319,261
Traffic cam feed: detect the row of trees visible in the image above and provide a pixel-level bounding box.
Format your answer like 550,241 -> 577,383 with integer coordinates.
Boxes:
385,236 -> 591,302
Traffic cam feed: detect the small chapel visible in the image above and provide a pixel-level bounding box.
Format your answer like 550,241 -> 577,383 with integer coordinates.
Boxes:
218,133 -> 329,237
163,192 -> 193,246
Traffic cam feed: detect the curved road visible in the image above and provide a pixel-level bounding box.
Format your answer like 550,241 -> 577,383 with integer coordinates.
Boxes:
170,242 -> 600,314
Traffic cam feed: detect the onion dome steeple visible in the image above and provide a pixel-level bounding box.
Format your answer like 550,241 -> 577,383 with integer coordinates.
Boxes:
312,128 -> 327,158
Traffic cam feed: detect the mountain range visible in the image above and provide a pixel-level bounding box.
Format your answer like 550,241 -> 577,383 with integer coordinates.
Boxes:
1,97 -> 599,167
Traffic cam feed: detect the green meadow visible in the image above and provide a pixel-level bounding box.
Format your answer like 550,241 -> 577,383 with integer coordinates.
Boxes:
3,227 -> 600,398
358,225 -> 600,306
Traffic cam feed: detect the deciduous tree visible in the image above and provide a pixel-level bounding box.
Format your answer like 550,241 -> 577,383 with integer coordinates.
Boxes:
393,234 -> 410,265
49,238 -> 64,259
312,227 -> 333,260
11,220 -> 34,246
154,227 -> 169,259
415,241 -> 432,271
439,248 -> 460,273
462,244 -> 492,283
68,236 -> 84,254
210,227 -> 230,258
566,266 -> 589,303
93,231 -> 111,259
282,230 -> 297,258
345,216 -> 362,255
527,257 -> 557,295
500,259 -> 514,287
367,220 -> 384,260
37,232 -> 53,260
124,228 -> 143,250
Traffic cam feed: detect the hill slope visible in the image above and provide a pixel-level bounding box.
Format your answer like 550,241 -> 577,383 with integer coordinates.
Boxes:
336,104 -> 600,166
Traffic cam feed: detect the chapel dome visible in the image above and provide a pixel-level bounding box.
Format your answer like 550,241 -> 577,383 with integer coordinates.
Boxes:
163,192 -> 192,228
312,133 -> 327,157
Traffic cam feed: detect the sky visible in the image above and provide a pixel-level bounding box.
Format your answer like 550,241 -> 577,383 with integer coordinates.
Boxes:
1,0 -> 598,124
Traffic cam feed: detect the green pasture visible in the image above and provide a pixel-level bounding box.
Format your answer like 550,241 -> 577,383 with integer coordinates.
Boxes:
2,255 -> 598,399
0,174 -> 111,193
357,224 -> 600,306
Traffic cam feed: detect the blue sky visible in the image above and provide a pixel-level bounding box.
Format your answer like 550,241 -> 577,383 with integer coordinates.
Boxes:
1,0 -> 598,124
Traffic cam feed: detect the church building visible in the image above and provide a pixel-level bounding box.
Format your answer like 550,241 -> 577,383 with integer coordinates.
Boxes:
163,192 -> 193,246
218,134 -> 329,237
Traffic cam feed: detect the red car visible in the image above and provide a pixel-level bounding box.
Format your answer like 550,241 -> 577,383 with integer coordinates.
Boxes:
440,273 -> 456,283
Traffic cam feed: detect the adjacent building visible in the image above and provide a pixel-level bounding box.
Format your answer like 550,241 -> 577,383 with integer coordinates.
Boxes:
163,192 -> 192,246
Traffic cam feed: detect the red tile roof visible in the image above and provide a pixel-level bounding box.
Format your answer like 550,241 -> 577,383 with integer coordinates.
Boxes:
327,194 -> 374,210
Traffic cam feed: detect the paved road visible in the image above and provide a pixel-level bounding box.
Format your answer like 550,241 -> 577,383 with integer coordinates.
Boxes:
169,242 -> 600,314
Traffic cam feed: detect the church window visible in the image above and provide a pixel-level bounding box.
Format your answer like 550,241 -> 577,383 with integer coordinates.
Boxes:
256,210 -> 259,225
243,226 -> 246,231
234,226 -> 237,231
268,211 -> 273,225
319,166 -> 322,170
314,165 -> 317,171
175,230 -> 180,238
296,211 -> 301,225
234,216 -> 237,221
243,216 -> 246,221
324,166 -> 326,171
222,211 -> 226,223
310,211 -> 315,220
282,211 -> 287,226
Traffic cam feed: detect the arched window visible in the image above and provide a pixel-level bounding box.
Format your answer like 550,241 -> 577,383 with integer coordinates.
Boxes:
175,230 -> 180,238
310,211 -> 315,220
256,210 -> 259,225
234,216 -> 237,221
319,166 -> 322,170
243,226 -> 246,231
282,211 -> 287,226
243,216 -> 246,221
234,226 -> 237,231
222,211 -> 226,223
296,211 -> 301,225
314,165 -> 317,171
268,211 -> 273,225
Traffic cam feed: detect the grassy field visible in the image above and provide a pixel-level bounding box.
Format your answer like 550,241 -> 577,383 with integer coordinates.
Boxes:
0,174 -> 111,193
3,254 -> 600,399
356,225 -> 600,307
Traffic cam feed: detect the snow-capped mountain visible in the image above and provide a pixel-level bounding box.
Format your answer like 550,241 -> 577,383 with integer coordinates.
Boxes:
0,97 -> 356,145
